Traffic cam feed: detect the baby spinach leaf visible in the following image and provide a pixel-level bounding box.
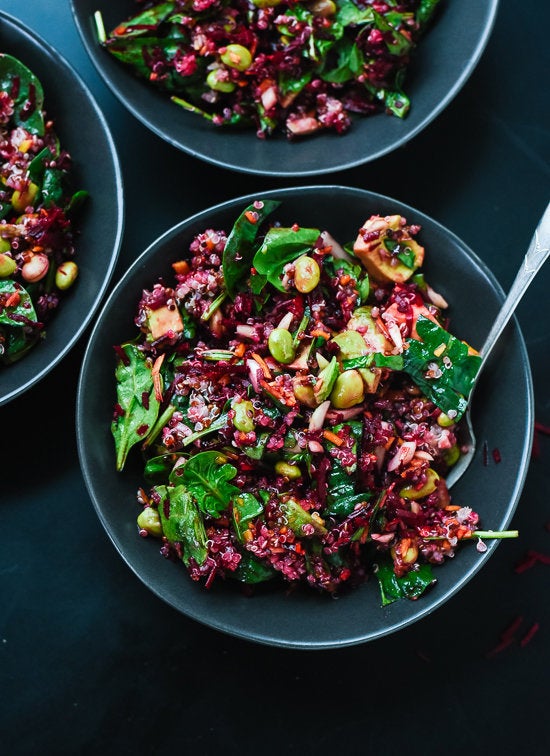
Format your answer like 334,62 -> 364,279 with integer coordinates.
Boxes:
143,450 -> 186,483
416,0 -> 442,27
0,281 -> 37,325
376,560 -> 435,606
402,316 -> 482,420
342,353 -> 404,371
336,1 -> 375,27
383,88 -> 410,118
372,10 -> 413,55
180,412 -> 228,447
252,226 -> 320,292
111,343 -> 161,471
170,450 -> 240,518
0,54 -> 44,135
41,168 -> 66,208
155,483 -> 209,568
280,498 -> 327,537
107,37 -> 192,90
222,199 -> 280,299
232,553 -> 276,584
323,421 -> 370,517
232,492 -> 264,542
108,1 -> 176,38
0,324 -> 39,364
28,146 -> 55,183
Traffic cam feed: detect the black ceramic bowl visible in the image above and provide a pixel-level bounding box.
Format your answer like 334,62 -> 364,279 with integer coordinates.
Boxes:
71,0 -> 498,176
77,186 -> 533,649
0,12 -> 123,407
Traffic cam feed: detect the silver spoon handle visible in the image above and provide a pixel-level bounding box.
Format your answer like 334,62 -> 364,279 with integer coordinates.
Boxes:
480,201 -> 550,365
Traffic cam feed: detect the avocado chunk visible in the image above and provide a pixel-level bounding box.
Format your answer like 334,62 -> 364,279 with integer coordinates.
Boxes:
347,306 -> 392,354
147,305 -> 184,341
353,214 -> 424,284
313,355 -> 339,404
331,329 -> 368,359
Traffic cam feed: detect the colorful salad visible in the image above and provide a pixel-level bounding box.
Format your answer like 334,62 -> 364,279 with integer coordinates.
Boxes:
0,54 -> 86,365
98,0 -> 442,140
111,201 -> 518,605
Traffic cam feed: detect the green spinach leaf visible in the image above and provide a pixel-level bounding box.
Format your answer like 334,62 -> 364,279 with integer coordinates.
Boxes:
222,199 -> 280,299
0,281 -> 37,326
403,316 -> 481,420
376,560 -> 435,606
111,343 -> 161,471
0,54 -> 44,135
233,553 -> 276,584
170,450 -> 240,517
155,483 -> 209,567
252,226 -> 320,292
232,492 -> 264,542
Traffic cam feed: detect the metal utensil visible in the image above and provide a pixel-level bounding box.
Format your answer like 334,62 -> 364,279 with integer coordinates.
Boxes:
446,201 -> 550,488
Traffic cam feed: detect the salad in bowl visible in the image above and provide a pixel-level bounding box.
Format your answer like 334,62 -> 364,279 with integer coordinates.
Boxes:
110,198 -> 517,605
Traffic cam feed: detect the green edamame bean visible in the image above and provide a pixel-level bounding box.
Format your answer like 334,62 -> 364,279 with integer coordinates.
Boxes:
309,0 -> 337,16
330,369 -> 364,408
400,468 -> 440,500
55,261 -> 79,290
294,255 -> 320,293
206,69 -> 236,93
220,44 -> 252,71
444,444 -> 461,467
0,252 -> 16,278
232,399 -> 255,433
11,181 -> 39,213
251,0 -> 283,7
275,460 -> 302,479
437,411 -> 456,428
268,328 -> 296,364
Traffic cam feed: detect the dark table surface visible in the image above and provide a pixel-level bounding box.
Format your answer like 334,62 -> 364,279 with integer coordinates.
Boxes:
2,2 -> 549,754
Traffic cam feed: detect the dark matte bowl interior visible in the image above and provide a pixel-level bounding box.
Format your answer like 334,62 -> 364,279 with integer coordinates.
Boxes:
76,186 -> 533,649
0,12 -> 124,406
71,0 -> 498,176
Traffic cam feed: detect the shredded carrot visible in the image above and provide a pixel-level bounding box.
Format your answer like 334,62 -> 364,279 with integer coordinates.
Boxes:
339,274 -> 351,286
233,342 -> 246,358
310,329 -> 330,340
444,504 -> 462,511
323,429 -> 344,446
399,538 -> 411,556
245,210 -> 258,224
252,352 -> 272,379
152,353 -> 165,403
5,292 -> 21,308
172,259 -> 190,275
